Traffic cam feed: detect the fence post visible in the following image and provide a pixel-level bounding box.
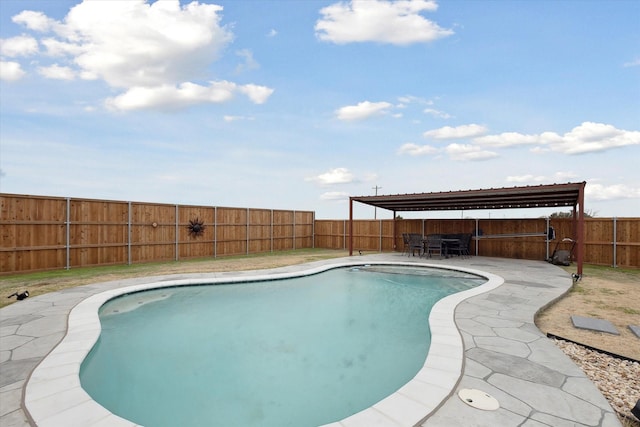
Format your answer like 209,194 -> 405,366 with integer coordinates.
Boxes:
293,210 -> 296,250
379,219 -> 383,252
312,212 -> 315,249
545,217 -> 550,261
208,206 -> 213,259
475,218 -> 480,256
270,210 -> 274,253
246,208 -> 250,255
175,205 -> 179,261
128,201 -> 132,265
214,206 -> 217,258
613,217 -> 617,268
343,220 -> 346,250
65,197 -> 70,270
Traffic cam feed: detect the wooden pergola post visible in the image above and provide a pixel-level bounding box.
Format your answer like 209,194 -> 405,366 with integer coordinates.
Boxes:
576,182 -> 585,277
348,197 -> 353,256
392,210 -> 397,250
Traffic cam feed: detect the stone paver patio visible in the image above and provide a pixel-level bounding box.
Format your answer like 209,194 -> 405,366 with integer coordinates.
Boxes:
0,255 -> 621,426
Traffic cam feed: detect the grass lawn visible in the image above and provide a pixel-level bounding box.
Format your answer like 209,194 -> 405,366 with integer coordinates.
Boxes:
1,249 -> 350,309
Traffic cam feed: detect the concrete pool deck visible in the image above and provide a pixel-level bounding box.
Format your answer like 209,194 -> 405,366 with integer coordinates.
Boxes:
0,255 -> 621,427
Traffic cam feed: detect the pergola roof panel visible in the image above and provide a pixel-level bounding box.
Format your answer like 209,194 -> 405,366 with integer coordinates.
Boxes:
350,182 -> 585,212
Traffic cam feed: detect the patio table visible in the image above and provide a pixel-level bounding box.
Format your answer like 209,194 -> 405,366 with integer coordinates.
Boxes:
422,237 -> 460,258
440,238 -> 461,258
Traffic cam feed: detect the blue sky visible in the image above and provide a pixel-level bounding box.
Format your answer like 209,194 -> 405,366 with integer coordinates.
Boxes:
1,0 -> 638,219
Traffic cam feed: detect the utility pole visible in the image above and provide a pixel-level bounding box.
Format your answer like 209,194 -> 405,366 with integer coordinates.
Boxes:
372,185 -> 382,219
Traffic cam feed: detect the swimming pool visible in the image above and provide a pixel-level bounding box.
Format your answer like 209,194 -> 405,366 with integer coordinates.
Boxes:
80,265 -> 486,427
24,260 -> 504,427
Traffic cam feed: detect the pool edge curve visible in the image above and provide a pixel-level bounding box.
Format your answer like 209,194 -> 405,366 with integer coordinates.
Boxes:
23,261 -> 504,427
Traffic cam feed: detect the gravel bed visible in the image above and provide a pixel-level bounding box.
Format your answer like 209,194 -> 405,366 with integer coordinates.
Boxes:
553,338 -> 640,425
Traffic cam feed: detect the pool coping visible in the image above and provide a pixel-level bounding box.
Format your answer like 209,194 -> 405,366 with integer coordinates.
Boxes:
1,255 -> 621,427
21,261 -> 503,427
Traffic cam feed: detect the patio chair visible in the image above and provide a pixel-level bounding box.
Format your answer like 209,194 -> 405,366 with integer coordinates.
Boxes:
407,233 -> 424,257
425,234 -> 443,258
447,234 -> 472,258
401,233 -> 410,255
459,233 -> 472,258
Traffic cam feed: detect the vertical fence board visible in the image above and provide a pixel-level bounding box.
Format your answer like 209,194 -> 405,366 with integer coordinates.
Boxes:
615,218 -> 640,268
178,206 -> 215,259
1,195 -> 67,272
273,210 -> 294,251
582,218 -> 612,266
68,198 -> 129,267
248,209 -> 272,254
130,202 -> 176,263
294,211 -> 314,250
216,207 -> 248,256
314,220 -> 346,249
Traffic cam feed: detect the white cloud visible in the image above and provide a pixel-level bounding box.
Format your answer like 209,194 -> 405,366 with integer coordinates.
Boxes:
481,122 -> 640,154
315,0 -> 453,45
423,108 -> 452,119
545,122 -> 640,154
60,0 -> 232,88
12,10 -> 57,32
40,37 -> 84,57
444,143 -> 498,161
238,84 -> 274,104
320,191 -> 349,201
554,171 -> 580,181
397,143 -> 438,156
506,171 -> 579,185
506,174 -> 549,183
105,81 -> 273,111
586,183 -> 640,201
623,58 -> 640,67
423,124 -> 488,140
307,168 -> 355,185
38,64 -> 75,80
474,132 -> 539,148
0,61 -> 26,81
507,176 -> 640,206
236,49 -> 259,73
223,115 -> 254,122
336,101 -> 392,121
0,35 -> 39,57
267,29 -> 278,37
7,1 -> 276,111
397,95 -> 433,105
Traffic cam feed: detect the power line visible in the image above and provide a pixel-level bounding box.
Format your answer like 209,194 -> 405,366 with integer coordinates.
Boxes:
372,185 -> 382,219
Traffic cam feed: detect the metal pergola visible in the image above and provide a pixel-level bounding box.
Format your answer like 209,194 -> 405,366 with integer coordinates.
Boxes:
348,182 -> 587,276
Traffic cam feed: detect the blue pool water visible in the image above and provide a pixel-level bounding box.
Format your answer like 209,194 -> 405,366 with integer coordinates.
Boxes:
80,265 -> 484,427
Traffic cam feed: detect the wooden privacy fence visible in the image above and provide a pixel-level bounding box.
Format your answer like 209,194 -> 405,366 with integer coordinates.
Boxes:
315,217 -> 639,269
2,194 -> 638,273
1,194 -> 314,273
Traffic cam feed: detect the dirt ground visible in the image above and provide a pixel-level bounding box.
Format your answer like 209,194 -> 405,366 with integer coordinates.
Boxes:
0,250 -> 352,309
536,266 -> 640,361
